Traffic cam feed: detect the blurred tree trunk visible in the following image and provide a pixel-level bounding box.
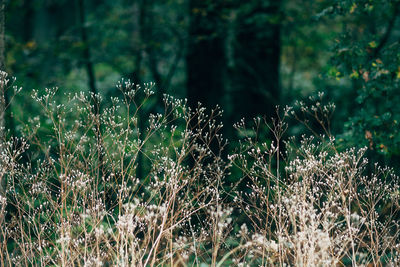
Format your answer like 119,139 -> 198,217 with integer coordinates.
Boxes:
0,0 -> 4,139
163,27 -> 185,93
0,0 -> 6,242
141,0 -> 162,96
78,0 -> 98,113
140,0 -> 185,106
135,0 -> 146,181
128,0 -> 144,85
22,0 -> 33,42
77,0 -> 104,180
230,0 -> 281,122
186,0 -> 227,110
4,0 -> 14,138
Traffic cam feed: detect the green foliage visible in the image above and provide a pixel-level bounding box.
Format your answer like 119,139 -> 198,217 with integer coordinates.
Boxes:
321,0 -> 400,165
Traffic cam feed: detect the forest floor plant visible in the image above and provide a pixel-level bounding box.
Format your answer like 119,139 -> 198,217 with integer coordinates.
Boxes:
0,74 -> 399,266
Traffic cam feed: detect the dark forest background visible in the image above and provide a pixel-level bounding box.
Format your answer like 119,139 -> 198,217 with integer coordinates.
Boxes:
2,0 -> 400,168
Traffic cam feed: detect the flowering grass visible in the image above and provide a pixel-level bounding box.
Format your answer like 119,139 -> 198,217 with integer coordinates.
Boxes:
0,74 -> 399,266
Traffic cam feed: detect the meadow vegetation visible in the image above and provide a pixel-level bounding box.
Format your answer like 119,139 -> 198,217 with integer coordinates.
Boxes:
0,73 -> 399,266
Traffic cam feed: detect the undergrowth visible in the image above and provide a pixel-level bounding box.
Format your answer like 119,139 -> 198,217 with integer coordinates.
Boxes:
0,73 -> 399,266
